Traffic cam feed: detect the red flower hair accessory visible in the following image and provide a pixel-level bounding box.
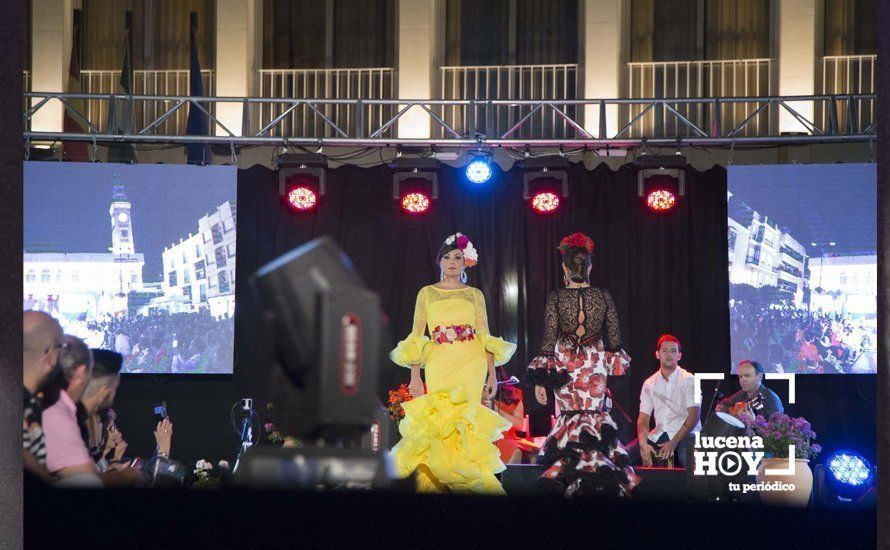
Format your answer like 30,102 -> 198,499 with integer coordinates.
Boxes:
557,233 -> 595,255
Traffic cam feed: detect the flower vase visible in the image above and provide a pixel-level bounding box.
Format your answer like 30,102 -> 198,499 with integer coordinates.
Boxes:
755,458 -> 813,507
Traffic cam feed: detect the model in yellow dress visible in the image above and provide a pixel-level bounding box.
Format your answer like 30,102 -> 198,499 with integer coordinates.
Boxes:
390,233 -> 516,494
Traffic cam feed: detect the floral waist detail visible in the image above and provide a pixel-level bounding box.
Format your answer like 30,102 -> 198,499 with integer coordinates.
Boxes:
432,324 -> 476,345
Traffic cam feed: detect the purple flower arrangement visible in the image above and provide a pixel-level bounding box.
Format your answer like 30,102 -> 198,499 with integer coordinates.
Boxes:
752,413 -> 822,460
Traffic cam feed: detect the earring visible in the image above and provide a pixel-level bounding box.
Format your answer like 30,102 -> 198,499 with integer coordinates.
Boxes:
460,271 -> 468,284
563,275 -> 568,286
440,268 -> 445,281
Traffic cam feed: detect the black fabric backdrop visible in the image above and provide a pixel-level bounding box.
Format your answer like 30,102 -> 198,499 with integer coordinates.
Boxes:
111,161 -> 876,469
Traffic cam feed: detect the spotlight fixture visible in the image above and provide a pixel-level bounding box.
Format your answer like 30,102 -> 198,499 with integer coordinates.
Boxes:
634,154 -> 686,214
275,153 -> 328,213
465,154 -> 493,184
390,157 -> 439,216
400,191 -> 431,215
530,191 -> 560,214
522,155 -> 569,214
824,451 -> 875,501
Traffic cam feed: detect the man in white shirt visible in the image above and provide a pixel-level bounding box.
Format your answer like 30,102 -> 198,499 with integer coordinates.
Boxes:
629,334 -> 701,468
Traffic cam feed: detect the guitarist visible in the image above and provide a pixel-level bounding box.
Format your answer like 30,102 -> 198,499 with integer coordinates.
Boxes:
716,360 -> 784,424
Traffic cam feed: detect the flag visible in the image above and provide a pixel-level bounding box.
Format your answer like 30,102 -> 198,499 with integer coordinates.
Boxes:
62,20 -> 90,162
107,16 -> 136,164
186,22 -> 211,165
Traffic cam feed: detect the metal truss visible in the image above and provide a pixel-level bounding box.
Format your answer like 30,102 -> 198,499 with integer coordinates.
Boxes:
24,92 -> 877,149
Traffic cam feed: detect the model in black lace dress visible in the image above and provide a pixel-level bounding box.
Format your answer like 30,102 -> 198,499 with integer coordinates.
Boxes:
525,233 -> 638,497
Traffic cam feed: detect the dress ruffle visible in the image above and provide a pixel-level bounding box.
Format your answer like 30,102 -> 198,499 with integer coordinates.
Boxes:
392,387 -> 510,494
389,334 -> 432,368
479,334 -> 516,367
524,355 -> 571,388
538,411 -> 639,498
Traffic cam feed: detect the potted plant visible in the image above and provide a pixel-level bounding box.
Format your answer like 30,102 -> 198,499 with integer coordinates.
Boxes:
751,413 -> 822,507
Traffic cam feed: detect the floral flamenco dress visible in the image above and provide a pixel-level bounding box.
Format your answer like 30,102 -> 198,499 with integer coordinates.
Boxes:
525,287 -> 639,497
390,285 -> 516,494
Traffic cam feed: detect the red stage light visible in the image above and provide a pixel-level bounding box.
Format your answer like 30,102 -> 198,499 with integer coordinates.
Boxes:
531,191 -> 560,214
400,191 -> 431,215
646,189 -> 677,213
286,185 -> 318,211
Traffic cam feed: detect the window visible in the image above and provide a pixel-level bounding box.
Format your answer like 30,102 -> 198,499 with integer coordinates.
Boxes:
41,269 -> 51,283
184,270 -> 192,284
131,273 -> 138,284
218,271 -> 230,293
211,224 -> 223,245
840,272 -> 848,285
226,243 -> 236,258
195,260 -> 206,280
200,283 -> 207,302
223,217 -> 235,232
195,244 -> 202,258
168,271 -> 178,287
121,229 -> 129,239
183,285 -> 193,299
215,247 -> 227,267
26,270 -> 36,283
182,251 -> 188,263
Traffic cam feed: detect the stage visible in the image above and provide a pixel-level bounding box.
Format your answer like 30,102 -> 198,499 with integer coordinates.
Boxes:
25,484 -> 876,549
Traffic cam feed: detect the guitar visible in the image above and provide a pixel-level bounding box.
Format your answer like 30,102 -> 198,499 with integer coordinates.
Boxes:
726,392 -> 763,416
726,392 -> 764,418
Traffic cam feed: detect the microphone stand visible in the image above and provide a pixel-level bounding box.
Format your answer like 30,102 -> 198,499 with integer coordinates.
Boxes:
703,381 -> 724,426
232,411 -> 253,475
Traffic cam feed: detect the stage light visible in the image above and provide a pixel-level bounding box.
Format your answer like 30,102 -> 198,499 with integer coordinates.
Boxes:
465,158 -> 492,184
635,154 -> 686,214
287,185 -> 318,212
275,153 -> 328,214
824,451 -> 875,501
531,191 -> 560,214
646,189 -> 677,213
400,191 -> 431,215
391,157 -> 439,214
522,155 -> 569,214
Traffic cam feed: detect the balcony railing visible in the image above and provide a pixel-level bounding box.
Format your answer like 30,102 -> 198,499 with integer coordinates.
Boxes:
818,55 -> 877,133
257,68 -> 395,138
438,64 -> 579,139
626,59 -> 776,137
82,70 -> 215,134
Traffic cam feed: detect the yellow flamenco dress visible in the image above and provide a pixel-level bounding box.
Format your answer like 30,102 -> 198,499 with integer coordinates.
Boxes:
390,285 -> 516,494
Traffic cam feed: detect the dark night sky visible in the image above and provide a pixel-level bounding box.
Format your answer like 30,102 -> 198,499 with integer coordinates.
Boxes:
24,162 -> 237,282
728,163 -> 876,256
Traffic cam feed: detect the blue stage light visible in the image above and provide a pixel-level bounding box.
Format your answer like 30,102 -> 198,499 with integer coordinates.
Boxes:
465,158 -> 492,184
825,451 -> 875,500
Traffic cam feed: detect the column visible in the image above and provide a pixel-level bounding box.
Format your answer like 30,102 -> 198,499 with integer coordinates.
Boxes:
777,0 -> 823,134
581,0 -> 628,138
397,0 -> 442,138
215,0 -> 261,136
31,0 -> 73,134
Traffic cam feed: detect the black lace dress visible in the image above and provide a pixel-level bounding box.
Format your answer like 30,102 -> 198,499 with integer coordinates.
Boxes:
525,287 -> 638,497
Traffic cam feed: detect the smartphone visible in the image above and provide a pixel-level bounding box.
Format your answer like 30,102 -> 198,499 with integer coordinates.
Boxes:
153,402 -> 168,424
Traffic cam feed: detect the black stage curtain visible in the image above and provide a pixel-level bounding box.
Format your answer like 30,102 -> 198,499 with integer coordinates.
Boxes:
112,161 -> 875,467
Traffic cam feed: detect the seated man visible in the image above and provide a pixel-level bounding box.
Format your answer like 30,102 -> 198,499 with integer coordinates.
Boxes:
627,334 -> 701,468
42,336 -> 102,486
22,311 -> 65,483
716,359 -> 784,423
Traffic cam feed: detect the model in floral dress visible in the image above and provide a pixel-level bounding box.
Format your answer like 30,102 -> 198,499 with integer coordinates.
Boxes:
525,233 -> 638,497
